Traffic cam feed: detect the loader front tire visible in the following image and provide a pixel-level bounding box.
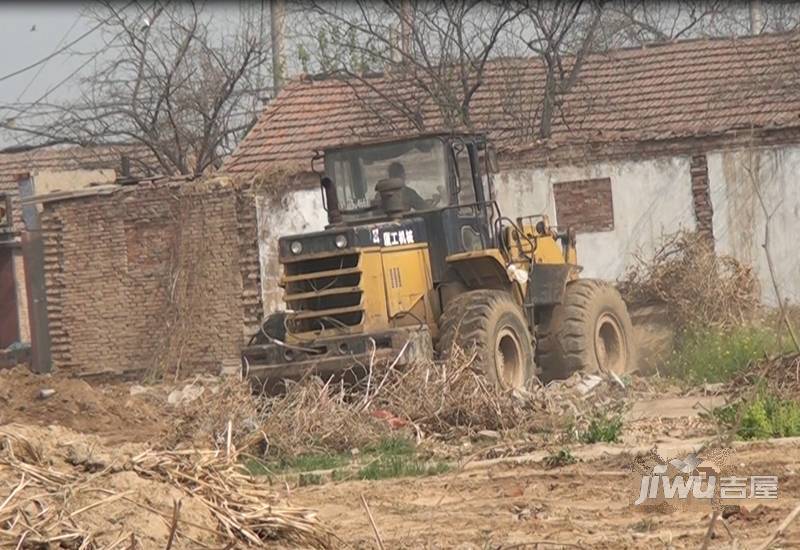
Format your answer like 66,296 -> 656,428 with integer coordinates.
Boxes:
437,290 -> 536,389
536,279 -> 636,382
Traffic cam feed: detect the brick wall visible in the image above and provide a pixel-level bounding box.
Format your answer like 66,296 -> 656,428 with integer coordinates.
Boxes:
40,177 -> 261,377
553,177 -> 614,232
690,153 -> 714,245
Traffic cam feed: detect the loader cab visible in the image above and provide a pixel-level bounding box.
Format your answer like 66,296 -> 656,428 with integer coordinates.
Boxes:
319,134 -> 499,275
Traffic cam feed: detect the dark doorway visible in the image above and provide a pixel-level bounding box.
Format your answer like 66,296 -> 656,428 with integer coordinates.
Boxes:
0,247 -> 20,347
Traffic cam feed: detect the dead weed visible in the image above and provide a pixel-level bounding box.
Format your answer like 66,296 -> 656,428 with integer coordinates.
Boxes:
619,231 -> 759,330
232,348 -> 628,460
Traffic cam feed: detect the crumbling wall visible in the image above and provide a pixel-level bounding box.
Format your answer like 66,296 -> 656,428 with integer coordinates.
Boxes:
255,185 -> 325,314
40,178 -> 261,377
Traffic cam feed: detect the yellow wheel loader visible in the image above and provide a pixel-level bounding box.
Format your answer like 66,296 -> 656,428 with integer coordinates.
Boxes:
243,133 -> 636,388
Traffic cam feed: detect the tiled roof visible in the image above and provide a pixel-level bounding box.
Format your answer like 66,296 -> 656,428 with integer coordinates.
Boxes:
225,32 -> 800,175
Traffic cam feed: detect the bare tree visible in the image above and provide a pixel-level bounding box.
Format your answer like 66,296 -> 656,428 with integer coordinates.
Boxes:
600,1 -> 724,46
510,0 -> 605,140
708,1 -> 800,36
3,2 -> 271,175
302,1 -> 522,133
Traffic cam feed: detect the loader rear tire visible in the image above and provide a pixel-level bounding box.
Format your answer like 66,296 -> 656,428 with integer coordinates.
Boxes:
437,290 -> 536,389
536,279 -> 636,382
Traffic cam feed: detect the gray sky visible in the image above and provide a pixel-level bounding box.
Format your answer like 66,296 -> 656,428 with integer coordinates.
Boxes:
0,3 -> 105,148
0,2 -> 263,150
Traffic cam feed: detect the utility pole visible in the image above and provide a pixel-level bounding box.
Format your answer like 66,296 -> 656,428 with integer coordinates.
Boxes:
749,0 -> 763,35
270,0 -> 286,94
399,0 -> 413,61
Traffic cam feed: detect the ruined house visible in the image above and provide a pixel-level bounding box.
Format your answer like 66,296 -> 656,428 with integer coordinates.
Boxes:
0,144 -> 154,359
226,32 -> 800,308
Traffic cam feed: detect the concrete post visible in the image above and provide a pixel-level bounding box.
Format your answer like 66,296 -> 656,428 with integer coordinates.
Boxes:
270,0 -> 286,94
17,175 -> 52,373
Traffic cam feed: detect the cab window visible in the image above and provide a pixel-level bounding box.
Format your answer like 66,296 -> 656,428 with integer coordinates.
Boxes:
453,143 -> 477,205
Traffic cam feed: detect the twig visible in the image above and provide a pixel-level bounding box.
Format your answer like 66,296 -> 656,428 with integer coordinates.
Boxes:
719,517 -> 739,548
225,419 -> 233,459
0,474 -> 29,513
700,510 -> 720,550
501,541 -> 586,549
360,494 -> 385,550
756,503 -> 800,550
68,490 -> 133,518
165,499 -> 181,550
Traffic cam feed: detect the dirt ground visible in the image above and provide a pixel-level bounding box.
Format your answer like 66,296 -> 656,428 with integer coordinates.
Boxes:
286,393 -> 800,549
1,366 -> 798,549
291,440 -> 799,549
0,366 -> 169,443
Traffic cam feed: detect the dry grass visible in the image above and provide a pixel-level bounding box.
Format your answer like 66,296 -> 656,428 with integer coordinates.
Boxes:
619,231 -> 759,330
165,377 -> 262,450
235,348 -> 626,460
131,448 -> 335,547
0,430 -> 335,549
248,377 -> 391,457
237,349 -> 559,458
368,347 -> 558,438
730,352 -> 800,398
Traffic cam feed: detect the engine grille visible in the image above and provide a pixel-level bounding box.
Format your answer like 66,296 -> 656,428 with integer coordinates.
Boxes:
282,252 -> 364,335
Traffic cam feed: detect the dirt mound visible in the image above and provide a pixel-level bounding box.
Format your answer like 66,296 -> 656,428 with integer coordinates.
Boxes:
0,367 -> 166,442
0,423 -> 333,548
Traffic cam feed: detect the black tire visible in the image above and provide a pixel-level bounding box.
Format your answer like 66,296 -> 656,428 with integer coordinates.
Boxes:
436,290 -> 536,389
536,279 -> 637,382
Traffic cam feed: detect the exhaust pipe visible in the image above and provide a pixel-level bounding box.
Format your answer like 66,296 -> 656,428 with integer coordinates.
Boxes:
321,176 -> 342,225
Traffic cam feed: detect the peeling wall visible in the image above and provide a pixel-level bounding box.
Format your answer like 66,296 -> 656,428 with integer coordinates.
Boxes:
256,188 -> 326,313
12,248 -> 29,343
708,144 -> 800,305
32,169 -> 116,197
497,156 -> 696,280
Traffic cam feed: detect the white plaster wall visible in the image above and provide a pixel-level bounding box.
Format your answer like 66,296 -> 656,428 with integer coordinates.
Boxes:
708,144 -> 800,305
32,169 -> 116,196
256,188 -> 327,313
496,157 -> 696,281
13,249 -> 30,343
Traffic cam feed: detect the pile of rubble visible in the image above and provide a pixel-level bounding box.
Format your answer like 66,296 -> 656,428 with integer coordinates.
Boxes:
0,423 -> 334,548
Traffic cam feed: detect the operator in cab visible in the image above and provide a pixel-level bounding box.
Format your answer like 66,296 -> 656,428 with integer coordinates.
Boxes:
385,161 -> 428,210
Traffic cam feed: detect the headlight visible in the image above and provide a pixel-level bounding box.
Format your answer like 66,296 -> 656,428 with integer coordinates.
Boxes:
290,241 -> 303,254
334,234 -> 348,249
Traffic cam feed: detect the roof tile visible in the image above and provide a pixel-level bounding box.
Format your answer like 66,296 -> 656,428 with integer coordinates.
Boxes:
225,32 -> 800,175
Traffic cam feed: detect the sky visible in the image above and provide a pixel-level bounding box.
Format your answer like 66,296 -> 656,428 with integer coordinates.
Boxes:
0,3 -> 105,148
0,1 -> 267,150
